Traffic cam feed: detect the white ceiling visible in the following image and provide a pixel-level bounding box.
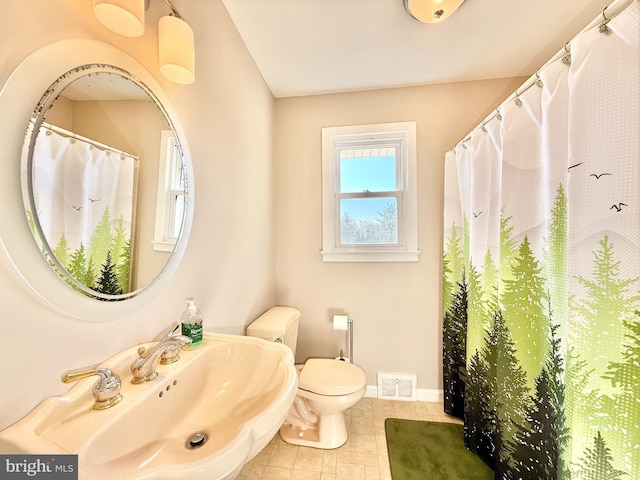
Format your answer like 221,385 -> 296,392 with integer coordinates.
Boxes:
220,0 -> 615,98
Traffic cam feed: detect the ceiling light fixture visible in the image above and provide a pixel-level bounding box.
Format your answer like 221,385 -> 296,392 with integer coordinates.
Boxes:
92,0 -> 195,84
403,0 -> 466,24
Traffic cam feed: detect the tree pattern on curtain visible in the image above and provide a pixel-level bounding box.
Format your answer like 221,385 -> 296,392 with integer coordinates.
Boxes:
30,126 -> 136,296
442,2 -> 639,479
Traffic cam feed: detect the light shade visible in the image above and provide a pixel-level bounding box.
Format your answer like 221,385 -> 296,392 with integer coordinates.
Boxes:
403,0 -> 465,23
93,0 -> 145,37
159,15 -> 195,84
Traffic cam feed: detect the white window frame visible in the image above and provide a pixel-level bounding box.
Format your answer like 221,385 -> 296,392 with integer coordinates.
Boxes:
152,129 -> 185,252
321,121 -> 419,262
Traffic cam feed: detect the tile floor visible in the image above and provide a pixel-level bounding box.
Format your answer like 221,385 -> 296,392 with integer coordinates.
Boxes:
237,398 -> 462,480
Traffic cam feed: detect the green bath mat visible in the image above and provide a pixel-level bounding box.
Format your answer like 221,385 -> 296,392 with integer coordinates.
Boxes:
385,418 -> 493,480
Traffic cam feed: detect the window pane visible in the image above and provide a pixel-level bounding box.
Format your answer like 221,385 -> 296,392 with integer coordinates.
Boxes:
340,197 -> 397,244
339,154 -> 396,193
170,193 -> 185,239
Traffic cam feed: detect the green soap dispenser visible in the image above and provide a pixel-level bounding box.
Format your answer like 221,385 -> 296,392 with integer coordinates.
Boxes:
181,297 -> 203,349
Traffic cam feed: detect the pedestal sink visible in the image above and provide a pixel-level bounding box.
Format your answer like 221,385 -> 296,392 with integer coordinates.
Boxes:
0,332 -> 297,480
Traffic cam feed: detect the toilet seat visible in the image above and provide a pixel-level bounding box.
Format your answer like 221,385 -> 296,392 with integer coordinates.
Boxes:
298,358 -> 366,396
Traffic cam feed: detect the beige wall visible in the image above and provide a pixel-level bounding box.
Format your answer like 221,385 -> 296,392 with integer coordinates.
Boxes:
273,79 -> 525,394
0,0 -> 275,429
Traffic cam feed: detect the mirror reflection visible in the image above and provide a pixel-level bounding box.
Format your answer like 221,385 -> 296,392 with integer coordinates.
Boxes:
24,64 -> 187,300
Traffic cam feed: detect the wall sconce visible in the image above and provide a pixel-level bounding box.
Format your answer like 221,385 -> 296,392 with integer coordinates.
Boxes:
92,0 -> 195,84
403,0 -> 466,23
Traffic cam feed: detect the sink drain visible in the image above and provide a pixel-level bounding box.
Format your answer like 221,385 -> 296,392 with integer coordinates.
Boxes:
186,432 -> 208,449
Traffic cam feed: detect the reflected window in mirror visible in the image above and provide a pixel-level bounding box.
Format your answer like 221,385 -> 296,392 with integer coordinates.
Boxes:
152,130 -> 186,252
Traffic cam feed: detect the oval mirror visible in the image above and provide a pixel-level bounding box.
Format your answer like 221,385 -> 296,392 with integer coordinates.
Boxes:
22,64 -> 188,301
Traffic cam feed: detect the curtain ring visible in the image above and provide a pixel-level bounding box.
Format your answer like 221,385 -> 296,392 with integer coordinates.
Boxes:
535,71 -> 543,88
599,7 -> 612,34
514,89 -> 523,107
495,109 -> 502,121
562,43 -> 572,66
481,121 -> 488,133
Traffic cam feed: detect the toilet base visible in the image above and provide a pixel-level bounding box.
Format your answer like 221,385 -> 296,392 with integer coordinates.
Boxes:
279,412 -> 348,449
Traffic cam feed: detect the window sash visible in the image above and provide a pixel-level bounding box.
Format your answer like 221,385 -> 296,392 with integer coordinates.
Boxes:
333,139 -> 403,247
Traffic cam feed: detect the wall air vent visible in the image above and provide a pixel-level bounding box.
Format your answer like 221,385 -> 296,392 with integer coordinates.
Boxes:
377,373 -> 417,401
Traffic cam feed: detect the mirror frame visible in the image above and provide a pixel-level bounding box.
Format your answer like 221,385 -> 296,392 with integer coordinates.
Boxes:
0,39 -> 194,321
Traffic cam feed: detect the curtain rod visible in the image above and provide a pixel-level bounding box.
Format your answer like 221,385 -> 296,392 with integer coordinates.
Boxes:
37,121 -> 139,161
452,0 -> 636,151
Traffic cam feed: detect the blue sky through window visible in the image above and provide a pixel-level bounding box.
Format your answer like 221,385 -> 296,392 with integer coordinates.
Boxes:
340,155 -> 396,193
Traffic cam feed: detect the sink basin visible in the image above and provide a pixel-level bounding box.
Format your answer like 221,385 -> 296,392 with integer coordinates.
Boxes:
0,332 -> 297,480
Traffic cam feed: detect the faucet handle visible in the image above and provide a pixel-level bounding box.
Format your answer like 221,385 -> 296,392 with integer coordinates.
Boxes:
159,334 -> 192,364
148,323 -> 190,364
61,366 -> 123,410
160,344 -> 181,365
136,334 -> 191,359
131,335 -> 192,384
136,343 -> 181,365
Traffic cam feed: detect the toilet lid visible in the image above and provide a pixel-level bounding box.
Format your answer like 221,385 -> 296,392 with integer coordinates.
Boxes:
299,359 -> 366,396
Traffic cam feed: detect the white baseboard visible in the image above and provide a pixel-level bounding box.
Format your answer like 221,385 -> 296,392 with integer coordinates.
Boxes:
365,385 -> 378,398
416,388 -> 443,402
364,385 -> 443,402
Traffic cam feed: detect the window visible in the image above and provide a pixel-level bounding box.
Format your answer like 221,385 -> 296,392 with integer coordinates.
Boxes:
321,122 -> 419,262
152,130 -> 186,252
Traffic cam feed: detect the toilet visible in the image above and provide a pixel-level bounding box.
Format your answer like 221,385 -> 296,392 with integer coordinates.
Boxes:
246,306 -> 367,449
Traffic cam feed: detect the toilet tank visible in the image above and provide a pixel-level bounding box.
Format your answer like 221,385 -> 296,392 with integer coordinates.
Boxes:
246,306 -> 300,356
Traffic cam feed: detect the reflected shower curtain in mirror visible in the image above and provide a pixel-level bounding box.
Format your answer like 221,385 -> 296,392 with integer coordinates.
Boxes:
442,2 -> 639,478
31,125 -> 137,295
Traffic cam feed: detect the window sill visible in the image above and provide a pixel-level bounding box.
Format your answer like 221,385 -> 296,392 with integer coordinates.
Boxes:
151,240 -> 175,253
321,250 -> 420,263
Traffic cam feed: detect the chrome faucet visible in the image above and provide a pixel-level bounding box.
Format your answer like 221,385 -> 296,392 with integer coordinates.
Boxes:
131,326 -> 192,384
61,366 -> 123,410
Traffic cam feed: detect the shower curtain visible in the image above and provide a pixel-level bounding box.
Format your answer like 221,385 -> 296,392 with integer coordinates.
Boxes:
442,1 -> 639,478
31,126 -> 137,295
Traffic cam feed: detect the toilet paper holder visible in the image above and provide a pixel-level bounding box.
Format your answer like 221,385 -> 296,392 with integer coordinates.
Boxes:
333,314 -> 353,364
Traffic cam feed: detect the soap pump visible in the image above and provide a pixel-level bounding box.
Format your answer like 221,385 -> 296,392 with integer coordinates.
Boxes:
181,297 -> 203,349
